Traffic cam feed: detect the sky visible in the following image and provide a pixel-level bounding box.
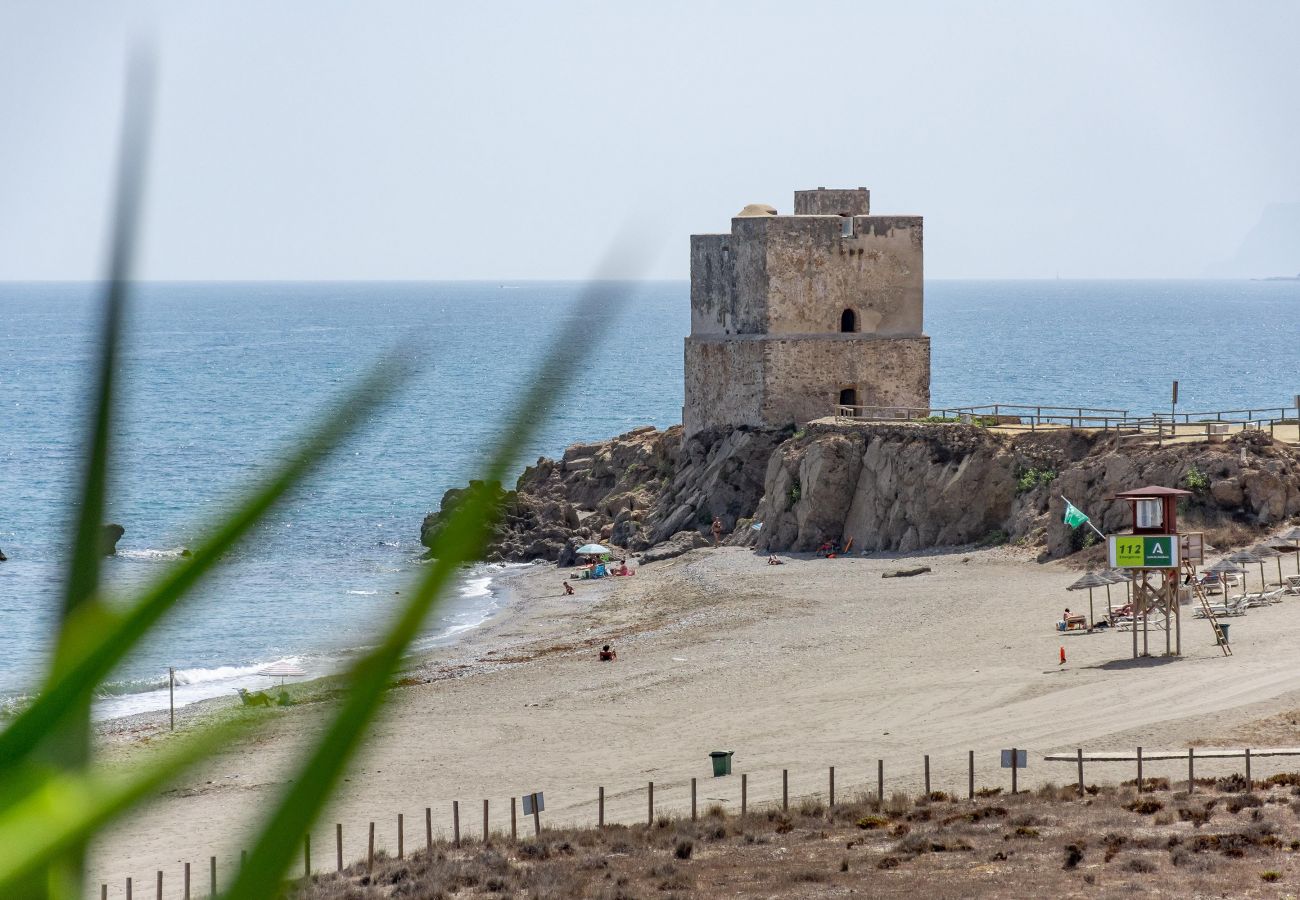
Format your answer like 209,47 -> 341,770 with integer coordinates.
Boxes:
1,1 -> 1298,280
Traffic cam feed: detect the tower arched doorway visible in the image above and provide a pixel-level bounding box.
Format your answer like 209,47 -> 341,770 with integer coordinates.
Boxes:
838,386 -> 859,414
840,308 -> 858,332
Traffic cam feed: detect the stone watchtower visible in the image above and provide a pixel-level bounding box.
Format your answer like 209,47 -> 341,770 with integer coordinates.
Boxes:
683,187 -> 930,436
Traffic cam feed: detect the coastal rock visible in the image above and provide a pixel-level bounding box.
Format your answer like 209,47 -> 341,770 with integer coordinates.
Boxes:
638,530 -> 709,564
423,421 -> 1300,564
0,547 -> 6,562
101,523 -> 125,556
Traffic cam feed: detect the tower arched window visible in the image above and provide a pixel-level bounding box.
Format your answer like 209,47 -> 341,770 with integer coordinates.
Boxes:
839,308 -> 858,333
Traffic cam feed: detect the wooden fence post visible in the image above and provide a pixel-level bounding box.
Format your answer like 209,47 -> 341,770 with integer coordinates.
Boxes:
1246,748 -> 1252,787
398,812 -> 404,859
101,884 -> 107,900
125,877 -> 131,900
512,796 -> 518,841
597,788 -> 604,828
691,778 -> 697,820
483,799 -> 489,843
829,766 -> 835,807
184,861 -> 190,900
426,808 -> 432,852
648,781 -> 654,825
1011,748 -> 1018,795
923,755 -> 931,797
968,750 -> 974,800
877,759 -> 884,807
240,850 -> 246,870
782,769 -> 789,811
453,801 -> 460,847
210,856 -> 216,895
1188,747 -> 1195,793
304,833 -> 311,879
741,773 -> 748,816
156,871 -> 162,899
1077,748 -> 1084,797
531,793 -> 541,837
1137,746 -> 1143,792
337,823 -> 343,872
368,822 -> 375,872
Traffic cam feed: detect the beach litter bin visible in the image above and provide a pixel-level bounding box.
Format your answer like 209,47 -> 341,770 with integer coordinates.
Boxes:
1218,624 -> 1230,644
709,751 -> 734,777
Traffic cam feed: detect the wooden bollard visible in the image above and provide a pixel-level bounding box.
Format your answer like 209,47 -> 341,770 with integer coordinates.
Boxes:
483,799 -> 489,843
156,872 -> 162,899
647,781 -> 654,825
923,755 -> 931,797
426,807 -> 433,851
741,773 -> 748,816
968,750 -> 975,800
691,777 -> 697,820
1137,746 -> 1143,792
210,856 -> 216,895
398,813 -> 404,859
337,823 -> 343,872
531,793 -> 541,836
125,877 -> 131,900
1011,748 -> 1018,795
829,766 -> 836,807
1246,748 -> 1252,787
598,787 -> 604,828
101,885 -> 107,900
782,769 -> 789,811
1188,747 -> 1195,793
368,822 -> 375,872
877,759 -> 884,808
512,796 -> 518,840
304,833 -> 311,878
1077,748 -> 1085,797
184,861 -> 190,900
453,801 -> 460,847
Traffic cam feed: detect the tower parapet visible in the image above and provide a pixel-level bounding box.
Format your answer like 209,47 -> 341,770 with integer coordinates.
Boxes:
684,187 -> 930,435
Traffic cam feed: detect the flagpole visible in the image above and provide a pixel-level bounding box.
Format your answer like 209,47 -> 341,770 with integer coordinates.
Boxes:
1061,494 -> 1107,540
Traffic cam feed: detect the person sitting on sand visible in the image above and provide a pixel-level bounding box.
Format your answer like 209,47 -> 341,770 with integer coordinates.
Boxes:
711,517 -> 724,547
767,555 -> 783,565
563,581 -> 574,595
599,644 -> 617,661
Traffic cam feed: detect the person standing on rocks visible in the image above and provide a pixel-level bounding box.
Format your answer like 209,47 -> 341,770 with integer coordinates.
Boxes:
711,516 -> 724,547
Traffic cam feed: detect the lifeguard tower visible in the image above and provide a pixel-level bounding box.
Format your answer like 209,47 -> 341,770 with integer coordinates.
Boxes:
1107,486 -> 1227,658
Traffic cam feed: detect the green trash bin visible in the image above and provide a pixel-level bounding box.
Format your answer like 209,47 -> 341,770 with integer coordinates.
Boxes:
1218,623 -> 1230,644
710,751 -> 734,777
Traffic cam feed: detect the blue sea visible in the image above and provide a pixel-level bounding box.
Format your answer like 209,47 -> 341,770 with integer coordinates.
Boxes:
1,280 -> 1297,717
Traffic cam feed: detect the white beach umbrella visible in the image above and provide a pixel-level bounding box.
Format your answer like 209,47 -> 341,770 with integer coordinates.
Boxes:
258,660 -> 306,687
576,543 -> 611,556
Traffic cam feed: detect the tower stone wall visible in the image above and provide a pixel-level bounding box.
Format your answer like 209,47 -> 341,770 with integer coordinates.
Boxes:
684,188 -> 931,436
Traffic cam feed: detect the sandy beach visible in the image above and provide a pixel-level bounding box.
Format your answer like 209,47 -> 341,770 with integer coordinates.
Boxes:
88,541 -> 1300,893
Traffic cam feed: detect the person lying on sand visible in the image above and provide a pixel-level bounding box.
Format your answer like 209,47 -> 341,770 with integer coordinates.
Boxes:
767,555 -> 783,565
599,644 -> 617,661
563,581 -> 574,595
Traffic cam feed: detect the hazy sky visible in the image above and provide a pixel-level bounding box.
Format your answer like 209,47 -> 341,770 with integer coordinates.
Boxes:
2,1 -> 1297,280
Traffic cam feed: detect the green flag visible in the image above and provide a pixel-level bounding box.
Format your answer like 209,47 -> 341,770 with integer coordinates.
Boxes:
1063,500 -> 1089,529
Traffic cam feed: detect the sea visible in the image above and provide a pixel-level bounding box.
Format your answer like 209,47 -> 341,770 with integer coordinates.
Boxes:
1,279 -> 1297,718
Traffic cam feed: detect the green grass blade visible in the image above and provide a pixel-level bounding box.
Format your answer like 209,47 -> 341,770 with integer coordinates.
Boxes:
0,720 -> 255,893
224,257 -> 645,898
0,357 -> 406,770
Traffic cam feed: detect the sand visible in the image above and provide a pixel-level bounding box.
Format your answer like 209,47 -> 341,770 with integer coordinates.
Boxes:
86,542 -> 1300,894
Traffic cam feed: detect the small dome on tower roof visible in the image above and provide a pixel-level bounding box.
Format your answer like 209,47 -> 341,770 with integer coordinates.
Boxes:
736,203 -> 777,217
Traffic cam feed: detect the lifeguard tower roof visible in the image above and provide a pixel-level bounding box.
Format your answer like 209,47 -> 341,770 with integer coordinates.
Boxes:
1111,485 -> 1193,500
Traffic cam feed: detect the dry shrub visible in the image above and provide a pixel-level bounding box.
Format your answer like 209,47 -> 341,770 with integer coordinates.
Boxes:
1262,870 -> 1283,882
876,856 -> 901,870
855,815 -> 890,830
1125,798 -> 1164,815
1124,858 -> 1158,874
789,869 -> 830,883
974,787 -> 1002,798
1226,794 -> 1264,814
927,791 -> 951,802
1216,773 -> 1249,793
1063,843 -> 1085,870
673,839 -> 692,860
1263,772 -> 1300,788
797,798 -> 825,818
885,792 -> 912,815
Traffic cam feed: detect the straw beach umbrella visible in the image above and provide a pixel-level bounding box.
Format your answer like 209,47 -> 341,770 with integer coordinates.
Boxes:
1066,571 -> 1112,629
1204,559 -> 1247,596
1251,544 -> 1285,587
1280,526 -> 1300,576
1107,568 -> 1133,608
1227,549 -> 1264,591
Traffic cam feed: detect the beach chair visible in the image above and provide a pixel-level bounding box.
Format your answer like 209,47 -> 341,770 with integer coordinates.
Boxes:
1285,575 -> 1300,596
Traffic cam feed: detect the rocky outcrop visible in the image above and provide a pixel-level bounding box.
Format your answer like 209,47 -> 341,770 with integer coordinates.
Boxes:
422,422 -> 1300,564
752,425 -> 1300,558
102,523 -> 125,556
